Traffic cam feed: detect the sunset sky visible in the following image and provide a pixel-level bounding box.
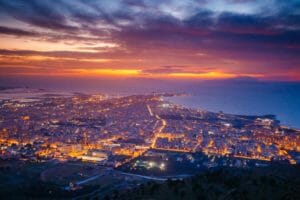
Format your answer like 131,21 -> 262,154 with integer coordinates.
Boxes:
0,0 -> 300,81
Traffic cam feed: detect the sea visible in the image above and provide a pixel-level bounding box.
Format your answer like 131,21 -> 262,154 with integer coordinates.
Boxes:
1,78 -> 300,129
167,81 -> 300,129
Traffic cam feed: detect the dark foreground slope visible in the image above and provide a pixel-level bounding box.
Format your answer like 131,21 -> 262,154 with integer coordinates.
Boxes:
105,165 -> 300,200
0,162 -> 299,199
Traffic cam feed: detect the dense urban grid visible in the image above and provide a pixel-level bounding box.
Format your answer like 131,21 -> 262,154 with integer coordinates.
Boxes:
0,92 -> 299,194
1,93 -> 299,163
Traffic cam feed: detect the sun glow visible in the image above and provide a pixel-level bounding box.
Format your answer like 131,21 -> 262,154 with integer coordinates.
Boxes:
72,68 -> 141,77
167,72 -> 236,79
162,71 -> 263,79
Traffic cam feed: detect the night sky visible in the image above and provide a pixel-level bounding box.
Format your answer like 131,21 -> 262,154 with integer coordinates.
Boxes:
0,0 -> 300,81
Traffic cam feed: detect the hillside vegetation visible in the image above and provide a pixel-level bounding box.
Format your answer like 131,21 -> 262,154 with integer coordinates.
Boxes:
105,165 -> 300,200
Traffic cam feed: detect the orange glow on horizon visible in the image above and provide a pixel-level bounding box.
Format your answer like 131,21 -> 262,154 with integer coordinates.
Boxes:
155,71 -> 264,80
72,68 -> 141,76
0,50 -> 298,81
0,63 -> 266,79
167,72 -> 236,79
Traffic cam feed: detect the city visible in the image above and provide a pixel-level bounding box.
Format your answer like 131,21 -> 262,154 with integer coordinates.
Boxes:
0,91 -> 299,198
1,0 -> 300,199
1,93 -> 299,165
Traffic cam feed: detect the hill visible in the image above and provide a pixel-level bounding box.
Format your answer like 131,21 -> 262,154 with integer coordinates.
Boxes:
105,165 -> 300,200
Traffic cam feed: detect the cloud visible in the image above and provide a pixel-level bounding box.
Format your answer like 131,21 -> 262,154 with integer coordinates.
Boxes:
0,26 -> 39,37
0,0 -> 79,32
142,66 -> 186,74
0,0 -> 299,80
142,66 -> 217,75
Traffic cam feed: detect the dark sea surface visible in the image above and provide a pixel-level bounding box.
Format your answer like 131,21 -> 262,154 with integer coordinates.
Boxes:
1,78 -> 300,129
167,81 -> 300,129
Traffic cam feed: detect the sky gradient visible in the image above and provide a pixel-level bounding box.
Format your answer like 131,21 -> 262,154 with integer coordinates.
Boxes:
0,0 -> 300,81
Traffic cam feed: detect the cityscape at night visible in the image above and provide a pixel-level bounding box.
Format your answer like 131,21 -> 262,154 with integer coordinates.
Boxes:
0,0 -> 300,199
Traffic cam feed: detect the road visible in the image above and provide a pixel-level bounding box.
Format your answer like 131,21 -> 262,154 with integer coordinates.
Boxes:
120,172 -> 167,181
146,104 -> 154,116
151,114 -> 167,148
147,104 -> 167,148
64,172 -> 107,190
